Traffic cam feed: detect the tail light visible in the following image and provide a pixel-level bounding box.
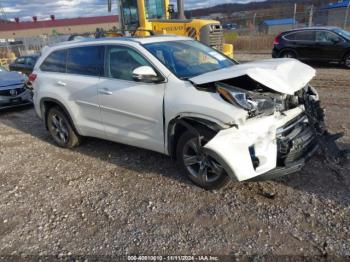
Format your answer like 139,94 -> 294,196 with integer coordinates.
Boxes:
273,34 -> 282,45
27,73 -> 37,90
28,73 -> 37,82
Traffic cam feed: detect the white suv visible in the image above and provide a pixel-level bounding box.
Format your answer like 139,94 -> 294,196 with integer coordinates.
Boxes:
32,36 -> 324,189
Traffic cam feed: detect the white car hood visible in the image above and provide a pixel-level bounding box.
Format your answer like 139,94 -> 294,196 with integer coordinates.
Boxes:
190,58 -> 316,95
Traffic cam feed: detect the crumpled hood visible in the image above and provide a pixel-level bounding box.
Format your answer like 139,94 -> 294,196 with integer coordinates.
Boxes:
0,71 -> 25,89
190,58 -> 316,95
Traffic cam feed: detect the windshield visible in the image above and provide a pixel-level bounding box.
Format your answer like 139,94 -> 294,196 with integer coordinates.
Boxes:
121,0 -> 139,30
334,28 -> 350,40
145,0 -> 165,19
143,40 -> 236,79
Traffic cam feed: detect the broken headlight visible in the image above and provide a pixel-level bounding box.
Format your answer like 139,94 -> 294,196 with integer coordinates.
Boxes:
216,83 -> 276,116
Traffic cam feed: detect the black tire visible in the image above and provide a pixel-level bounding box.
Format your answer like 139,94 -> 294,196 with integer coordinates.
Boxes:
46,107 -> 81,148
280,50 -> 297,59
176,128 -> 231,190
344,53 -> 350,69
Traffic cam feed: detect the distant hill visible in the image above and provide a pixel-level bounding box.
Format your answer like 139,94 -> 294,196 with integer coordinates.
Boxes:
187,0 -> 334,17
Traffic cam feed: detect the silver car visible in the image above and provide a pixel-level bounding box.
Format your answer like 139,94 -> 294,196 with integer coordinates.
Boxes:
0,66 -> 32,110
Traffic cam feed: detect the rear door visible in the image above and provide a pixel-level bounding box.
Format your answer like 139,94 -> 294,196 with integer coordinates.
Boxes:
64,45 -> 105,137
98,45 -> 166,153
287,30 -> 317,60
39,46 -> 104,137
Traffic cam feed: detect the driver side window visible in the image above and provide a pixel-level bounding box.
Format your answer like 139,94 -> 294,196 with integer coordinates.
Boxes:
316,31 -> 341,43
104,45 -> 152,81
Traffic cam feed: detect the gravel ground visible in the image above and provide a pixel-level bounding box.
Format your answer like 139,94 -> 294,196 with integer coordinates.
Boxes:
0,53 -> 349,258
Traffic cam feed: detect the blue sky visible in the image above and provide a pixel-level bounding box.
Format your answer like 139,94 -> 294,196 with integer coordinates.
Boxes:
0,0 -> 263,21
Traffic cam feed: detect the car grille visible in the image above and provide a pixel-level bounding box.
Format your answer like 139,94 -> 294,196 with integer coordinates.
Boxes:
0,87 -> 26,97
276,115 -> 318,166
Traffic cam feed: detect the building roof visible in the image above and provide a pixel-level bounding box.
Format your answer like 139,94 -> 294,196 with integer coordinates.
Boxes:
263,18 -> 297,26
0,15 -> 118,32
323,0 -> 350,10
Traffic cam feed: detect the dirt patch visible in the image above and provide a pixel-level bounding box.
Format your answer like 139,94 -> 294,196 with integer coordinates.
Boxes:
0,53 -> 349,257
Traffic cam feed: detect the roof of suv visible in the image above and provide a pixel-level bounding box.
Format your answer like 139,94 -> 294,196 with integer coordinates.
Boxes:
283,26 -> 340,34
52,35 -> 192,48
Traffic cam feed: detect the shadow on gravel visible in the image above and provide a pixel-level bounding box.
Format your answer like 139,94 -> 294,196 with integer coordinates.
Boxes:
1,107 -> 349,205
276,149 -> 350,205
0,107 -> 193,188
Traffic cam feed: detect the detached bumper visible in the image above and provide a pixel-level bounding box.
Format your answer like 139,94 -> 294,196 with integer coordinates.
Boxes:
204,106 -> 319,181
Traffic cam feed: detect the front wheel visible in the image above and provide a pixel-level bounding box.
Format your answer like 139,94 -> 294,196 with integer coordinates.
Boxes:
176,129 -> 231,190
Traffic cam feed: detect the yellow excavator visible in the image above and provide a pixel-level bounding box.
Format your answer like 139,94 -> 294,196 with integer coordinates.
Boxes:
106,0 -> 234,58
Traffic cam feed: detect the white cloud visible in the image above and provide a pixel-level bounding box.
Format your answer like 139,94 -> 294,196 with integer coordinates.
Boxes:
1,0 -> 265,20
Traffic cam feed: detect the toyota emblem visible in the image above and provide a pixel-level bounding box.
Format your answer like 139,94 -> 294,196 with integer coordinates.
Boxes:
9,89 -> 18,96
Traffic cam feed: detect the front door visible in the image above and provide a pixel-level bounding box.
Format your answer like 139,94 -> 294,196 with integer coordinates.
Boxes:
315,30 -> 346,61
98,45 -> 166,153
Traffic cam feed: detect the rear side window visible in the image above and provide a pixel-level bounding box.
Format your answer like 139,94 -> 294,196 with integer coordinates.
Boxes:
67,46 -> 104,76
40,49 -> 67,73
16,57 -> 26,64
284,31 -> 315,41
294,31 -> 315,41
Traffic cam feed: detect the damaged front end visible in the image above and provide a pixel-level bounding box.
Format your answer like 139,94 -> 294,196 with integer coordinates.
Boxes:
196,78 -> 347,181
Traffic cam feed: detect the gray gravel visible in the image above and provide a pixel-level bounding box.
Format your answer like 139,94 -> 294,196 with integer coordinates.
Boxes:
0,53 -> 349,257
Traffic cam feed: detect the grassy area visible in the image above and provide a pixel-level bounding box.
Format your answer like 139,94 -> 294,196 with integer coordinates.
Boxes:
225,33 -> 275,51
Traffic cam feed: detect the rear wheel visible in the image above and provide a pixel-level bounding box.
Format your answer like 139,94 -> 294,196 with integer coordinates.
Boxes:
47,107 -> 81,148
176,129 -> 231,190
344,53 -> 350,69
280,50 -> 297,59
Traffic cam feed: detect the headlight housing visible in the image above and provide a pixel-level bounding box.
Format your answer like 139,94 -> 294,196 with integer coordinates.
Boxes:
216,83 -> 276,116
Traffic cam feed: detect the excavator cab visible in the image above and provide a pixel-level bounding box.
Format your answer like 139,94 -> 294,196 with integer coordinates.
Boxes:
114,0 -> 234,58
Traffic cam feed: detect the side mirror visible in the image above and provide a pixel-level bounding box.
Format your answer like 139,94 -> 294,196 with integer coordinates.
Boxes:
132,66 -> 161,83
331,38 -> 340,44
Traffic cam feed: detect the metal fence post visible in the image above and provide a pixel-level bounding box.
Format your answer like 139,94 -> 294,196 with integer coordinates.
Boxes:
344,2 -> 350,29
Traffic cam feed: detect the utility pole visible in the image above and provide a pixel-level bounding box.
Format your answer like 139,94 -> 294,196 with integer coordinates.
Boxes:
344,1 -> 350,29
253,12 -> 257,34
293,3 -> 297,28
308,4 -> 314,27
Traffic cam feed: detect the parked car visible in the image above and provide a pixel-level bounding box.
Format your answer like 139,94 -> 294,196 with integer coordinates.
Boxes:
272,27 -> 350,68
9,54 -> 40,75
32,36 -> 330,189
0,66 -> 32,109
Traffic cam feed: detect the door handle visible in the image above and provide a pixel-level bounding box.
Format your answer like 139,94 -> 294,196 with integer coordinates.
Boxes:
99,88 -> 113,95
56,81 -> 66,86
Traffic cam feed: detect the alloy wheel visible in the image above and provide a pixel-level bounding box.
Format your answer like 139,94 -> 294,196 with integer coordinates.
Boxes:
182,138 -> 224,183
50,114 -> 69,144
